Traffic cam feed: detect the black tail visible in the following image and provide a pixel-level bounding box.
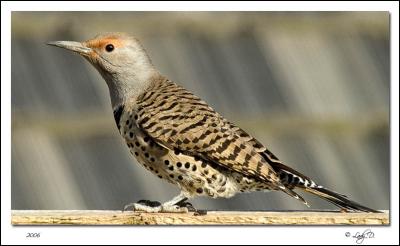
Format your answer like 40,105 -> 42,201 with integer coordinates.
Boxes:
302,186 -> 379,213
267,159 -> 379,213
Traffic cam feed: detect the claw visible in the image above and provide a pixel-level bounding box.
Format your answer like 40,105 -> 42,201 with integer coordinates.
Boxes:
176,201 -> 196,212
122,203 -> 136,212
174,200 -> 207,215
194,210 -> 208,216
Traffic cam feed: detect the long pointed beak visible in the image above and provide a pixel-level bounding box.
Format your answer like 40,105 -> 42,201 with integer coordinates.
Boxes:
47,41 -> 92,56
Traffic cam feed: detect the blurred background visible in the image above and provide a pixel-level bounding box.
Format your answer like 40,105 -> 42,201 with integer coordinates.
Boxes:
11,12 -> 389,211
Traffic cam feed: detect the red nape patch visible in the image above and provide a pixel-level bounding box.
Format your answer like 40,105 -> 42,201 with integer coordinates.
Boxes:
84,37 -> 125,50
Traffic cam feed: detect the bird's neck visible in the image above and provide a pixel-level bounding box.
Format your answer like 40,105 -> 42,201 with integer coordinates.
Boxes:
102,67 -> 161,109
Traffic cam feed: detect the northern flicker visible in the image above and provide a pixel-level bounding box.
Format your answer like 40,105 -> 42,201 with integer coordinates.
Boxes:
48,33 -> 378,213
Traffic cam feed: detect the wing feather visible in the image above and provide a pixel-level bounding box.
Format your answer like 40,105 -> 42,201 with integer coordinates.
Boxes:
134,79 -> 281,185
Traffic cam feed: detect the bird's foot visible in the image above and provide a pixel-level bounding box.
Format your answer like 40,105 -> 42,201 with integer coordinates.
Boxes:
123,199 -> 161,212
123,199 -> 189,213
175,200 -> 196,212
160,204 -> 189,213
174,200 -> 207,216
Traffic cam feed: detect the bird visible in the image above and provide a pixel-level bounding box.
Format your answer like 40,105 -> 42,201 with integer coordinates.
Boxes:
48,32 -> 378,213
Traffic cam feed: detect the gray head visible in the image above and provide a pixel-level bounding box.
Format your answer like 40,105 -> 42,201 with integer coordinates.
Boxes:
48,33 -> 160,108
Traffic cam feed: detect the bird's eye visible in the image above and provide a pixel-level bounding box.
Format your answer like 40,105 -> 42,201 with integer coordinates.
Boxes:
105,44 -> 114,52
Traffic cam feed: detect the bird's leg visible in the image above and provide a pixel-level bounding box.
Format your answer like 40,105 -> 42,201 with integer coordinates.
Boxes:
172,198 -> 196,212
160,193 -> 190,213
163,194 -> 207,215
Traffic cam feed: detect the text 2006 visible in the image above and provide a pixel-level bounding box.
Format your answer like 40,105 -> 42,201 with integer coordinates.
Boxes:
26,233 -> 40,238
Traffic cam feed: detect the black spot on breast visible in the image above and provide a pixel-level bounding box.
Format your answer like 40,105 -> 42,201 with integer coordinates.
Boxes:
135,141 -> 140,147
178,175 -> 183,180
144,153 -> 149,158
184,162 -> 190,169
150,157 -> 155,162
130,132 -> 134,138
134,152 -> 139,156
196,188 -> 203,194
169,174 -> 174,179
177,162 -> 182,168
201,162 -> 207,168
168,166 -> 174,171
192,165 -> 197,171
164,160 -> 170,165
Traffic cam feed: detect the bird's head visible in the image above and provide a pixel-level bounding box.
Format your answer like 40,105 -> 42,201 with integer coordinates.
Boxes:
48,33 -> 159,107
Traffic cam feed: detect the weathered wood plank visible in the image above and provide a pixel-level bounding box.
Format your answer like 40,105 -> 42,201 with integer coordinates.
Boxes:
11,210 -> 389,225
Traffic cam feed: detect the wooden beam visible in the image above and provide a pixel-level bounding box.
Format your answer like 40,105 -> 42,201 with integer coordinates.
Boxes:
12,210 -> 389,225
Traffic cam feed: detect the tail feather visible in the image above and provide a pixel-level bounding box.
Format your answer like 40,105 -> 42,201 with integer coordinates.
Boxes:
303,186 -> 379,213
278,185 -> 310,207
267,158 -> 379,213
